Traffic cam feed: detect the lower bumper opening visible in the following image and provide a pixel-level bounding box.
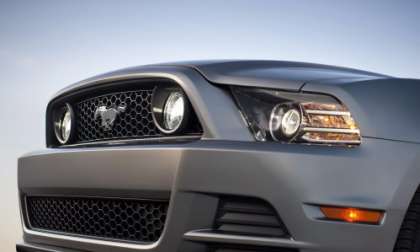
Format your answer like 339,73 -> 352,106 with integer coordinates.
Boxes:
210,244 -> 299,252
23,196 -> 169,244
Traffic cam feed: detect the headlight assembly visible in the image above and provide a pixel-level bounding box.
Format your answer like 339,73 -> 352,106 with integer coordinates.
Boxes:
53,103 -> 74,144
231,87 -> 361,145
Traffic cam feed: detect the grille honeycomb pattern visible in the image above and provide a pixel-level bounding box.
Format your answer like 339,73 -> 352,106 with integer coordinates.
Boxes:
76,89 -> 161,143
26,196 -> 168,243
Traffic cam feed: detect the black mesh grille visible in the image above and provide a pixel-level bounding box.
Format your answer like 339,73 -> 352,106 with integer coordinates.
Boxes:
76,89 -> 161,143
26,196 -> 168,243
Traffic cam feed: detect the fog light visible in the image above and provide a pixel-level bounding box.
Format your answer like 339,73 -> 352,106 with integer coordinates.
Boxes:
320,206 -> 384,224
53,103 -> 74,144
163,92 -> 185,133
152,87 -> 190,135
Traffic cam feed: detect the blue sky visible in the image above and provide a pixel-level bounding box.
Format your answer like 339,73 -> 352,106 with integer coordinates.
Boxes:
1,0 -> 420,82
0,0 -> 419,250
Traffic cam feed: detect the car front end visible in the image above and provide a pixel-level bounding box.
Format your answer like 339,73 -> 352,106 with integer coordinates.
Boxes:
17,60 -> 420,252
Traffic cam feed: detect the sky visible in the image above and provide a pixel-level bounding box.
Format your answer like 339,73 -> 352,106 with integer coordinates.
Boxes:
0,0 -> 419,250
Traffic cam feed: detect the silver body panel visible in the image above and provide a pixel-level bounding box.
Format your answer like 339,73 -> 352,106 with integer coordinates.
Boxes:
17,61 -> 420,252
18,139 -> 420,252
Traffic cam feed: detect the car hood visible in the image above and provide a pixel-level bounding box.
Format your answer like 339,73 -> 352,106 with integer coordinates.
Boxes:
53,60 -> 389,99
159,60 -> 388,90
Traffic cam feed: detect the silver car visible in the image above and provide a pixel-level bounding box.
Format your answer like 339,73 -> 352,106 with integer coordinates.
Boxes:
17,60 -> 420,252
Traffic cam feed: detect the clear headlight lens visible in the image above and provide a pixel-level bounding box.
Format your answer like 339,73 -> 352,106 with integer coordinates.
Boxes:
269,104 -> 302,141
231,87 -> 361,145
163,91 -> 185,132
53,103 -> 74,144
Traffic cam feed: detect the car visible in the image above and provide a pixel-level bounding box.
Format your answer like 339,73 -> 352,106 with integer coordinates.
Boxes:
16,60 -> 420,252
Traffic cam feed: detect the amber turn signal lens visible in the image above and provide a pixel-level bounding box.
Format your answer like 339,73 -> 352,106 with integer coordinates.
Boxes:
320,206 -> 384,224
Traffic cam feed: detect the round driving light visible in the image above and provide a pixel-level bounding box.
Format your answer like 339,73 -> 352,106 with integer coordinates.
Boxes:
269,104 -> 301,141
163,92 -> 185,132
61,109 -> 72,141
53,103 -> 74,144
152,86 -> 191,135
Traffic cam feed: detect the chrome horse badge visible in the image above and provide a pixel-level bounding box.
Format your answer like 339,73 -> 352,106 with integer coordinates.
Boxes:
94,105 -> 126,131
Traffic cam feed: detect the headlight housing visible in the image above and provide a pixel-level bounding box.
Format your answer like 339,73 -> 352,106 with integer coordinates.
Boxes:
53,103 -> 74,144
231,87 -> 361,145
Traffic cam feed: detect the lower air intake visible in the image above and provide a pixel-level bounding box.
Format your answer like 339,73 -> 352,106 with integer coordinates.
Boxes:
213,246 -> 298,252
25,196 -> 168,243
215,196 -> 290,238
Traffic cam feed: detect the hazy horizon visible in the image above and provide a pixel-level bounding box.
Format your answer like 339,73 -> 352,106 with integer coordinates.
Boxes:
1,0 -> 419,251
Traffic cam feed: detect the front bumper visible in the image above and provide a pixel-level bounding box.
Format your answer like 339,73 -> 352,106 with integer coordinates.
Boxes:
18,138 -> 420,252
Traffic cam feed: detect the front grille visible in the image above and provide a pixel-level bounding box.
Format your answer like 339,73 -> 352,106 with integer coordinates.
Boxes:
26,196 -> 168,243
76,88 -> 160,143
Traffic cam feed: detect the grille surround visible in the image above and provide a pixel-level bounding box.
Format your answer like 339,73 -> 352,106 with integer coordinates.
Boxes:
25,196 -> 169,243
47,78 -> 203,147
